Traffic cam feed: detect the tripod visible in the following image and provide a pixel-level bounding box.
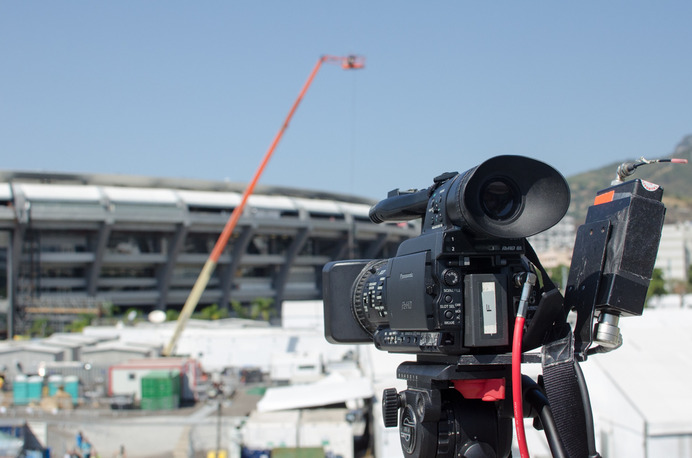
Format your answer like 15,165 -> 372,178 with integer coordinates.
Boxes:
382,355 -> 567,458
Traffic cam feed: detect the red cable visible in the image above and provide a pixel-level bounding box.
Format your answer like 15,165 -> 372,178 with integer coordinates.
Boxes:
512,315 -> 530,458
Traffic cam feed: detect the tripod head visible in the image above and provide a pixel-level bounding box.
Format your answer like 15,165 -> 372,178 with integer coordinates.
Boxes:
382,356 -> 546,458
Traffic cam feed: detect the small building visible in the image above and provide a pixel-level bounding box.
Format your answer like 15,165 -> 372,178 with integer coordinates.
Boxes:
42,332 -> 113,361
38,337 -> 84,362
80,341 -> 160,367
654,221 -> 692,283
0,342 -> 66,384
528,215 -> 576,255
108,357 -> 201,403
269,351 -> 322,385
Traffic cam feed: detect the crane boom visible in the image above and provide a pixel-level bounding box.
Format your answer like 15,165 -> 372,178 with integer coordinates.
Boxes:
162,55 -> 364,357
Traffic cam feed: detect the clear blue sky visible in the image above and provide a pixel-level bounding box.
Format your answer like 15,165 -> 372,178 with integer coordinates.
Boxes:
2,2 -> 691,201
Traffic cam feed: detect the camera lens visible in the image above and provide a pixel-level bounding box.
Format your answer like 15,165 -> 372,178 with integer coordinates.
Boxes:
351,259 -> 390,336
480,178 -> 520,221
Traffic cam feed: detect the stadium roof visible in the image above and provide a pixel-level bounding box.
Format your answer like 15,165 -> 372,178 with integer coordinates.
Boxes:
0,169 -> 377,206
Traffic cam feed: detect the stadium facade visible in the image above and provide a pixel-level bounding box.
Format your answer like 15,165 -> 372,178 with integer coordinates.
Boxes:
0,171 -> 417,336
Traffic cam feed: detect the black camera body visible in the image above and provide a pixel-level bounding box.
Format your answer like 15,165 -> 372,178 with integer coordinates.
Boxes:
323,156 -> 571,356
323,234 -> 530,355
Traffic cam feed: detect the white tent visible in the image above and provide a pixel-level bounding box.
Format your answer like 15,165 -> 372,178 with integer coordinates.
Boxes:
582,308 -> 692,457
256,372 -> 373,413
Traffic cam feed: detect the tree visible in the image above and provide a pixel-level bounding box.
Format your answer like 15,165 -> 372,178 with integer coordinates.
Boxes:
646,268 -> 667,303
101,301 -> 117,317
230,298 -> 275,321
230,300 -> 247,319
197,304 -> 229,320
546,265 -> 569,292
166,309 -> 180,321
249,297 -> 275,321
30,318 -> 53,337
66,314 -> 92,333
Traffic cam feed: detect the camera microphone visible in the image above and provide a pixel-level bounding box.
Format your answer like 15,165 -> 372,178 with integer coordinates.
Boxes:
368,188 -> 430,223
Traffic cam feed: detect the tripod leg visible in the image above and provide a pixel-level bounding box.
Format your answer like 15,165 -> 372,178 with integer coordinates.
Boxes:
522,376 -> 568,458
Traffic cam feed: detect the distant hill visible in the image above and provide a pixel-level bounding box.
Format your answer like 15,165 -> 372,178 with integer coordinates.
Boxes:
566,134 -> 692,224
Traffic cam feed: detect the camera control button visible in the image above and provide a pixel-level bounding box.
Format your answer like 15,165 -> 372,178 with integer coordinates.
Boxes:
444,310 -> 454,320
443,269 -> 460,286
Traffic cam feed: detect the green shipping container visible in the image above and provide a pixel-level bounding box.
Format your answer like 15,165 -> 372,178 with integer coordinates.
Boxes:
271,448 -> 325,458
140,397 -> 161,411
140,371 -> 180,411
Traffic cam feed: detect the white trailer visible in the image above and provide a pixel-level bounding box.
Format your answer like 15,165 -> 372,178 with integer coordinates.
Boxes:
108,357 -> 201,402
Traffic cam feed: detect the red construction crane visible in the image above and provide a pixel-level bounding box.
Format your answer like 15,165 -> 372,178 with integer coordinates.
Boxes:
163,54 -> 365,356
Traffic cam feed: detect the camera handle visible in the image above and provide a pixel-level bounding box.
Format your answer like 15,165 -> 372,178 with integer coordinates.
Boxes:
383,357 -> 570,458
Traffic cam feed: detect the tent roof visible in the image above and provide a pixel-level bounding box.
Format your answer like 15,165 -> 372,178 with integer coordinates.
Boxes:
256,373 -> 373,412
585,308 -> 692,435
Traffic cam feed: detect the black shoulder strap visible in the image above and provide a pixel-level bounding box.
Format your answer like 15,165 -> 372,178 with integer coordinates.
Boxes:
541,329 -> 594,458
526,241 -> 599,458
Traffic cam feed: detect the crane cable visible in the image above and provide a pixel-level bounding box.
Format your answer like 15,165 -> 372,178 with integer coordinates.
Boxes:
349,71 -> 359,194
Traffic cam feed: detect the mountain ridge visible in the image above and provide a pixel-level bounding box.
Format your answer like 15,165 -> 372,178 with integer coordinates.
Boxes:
566,134 -> 692,224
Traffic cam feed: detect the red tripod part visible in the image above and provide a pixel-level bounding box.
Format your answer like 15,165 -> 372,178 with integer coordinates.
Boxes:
453,378 -> 506,402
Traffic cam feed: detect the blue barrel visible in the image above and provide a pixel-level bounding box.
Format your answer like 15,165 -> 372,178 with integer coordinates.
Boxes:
13,375 -> 28,405
27,376 -> 43,403
48,375 -> 63,396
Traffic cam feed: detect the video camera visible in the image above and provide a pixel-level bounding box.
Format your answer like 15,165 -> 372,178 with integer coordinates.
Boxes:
323,156 -> 570,355
322,155 -> 667,457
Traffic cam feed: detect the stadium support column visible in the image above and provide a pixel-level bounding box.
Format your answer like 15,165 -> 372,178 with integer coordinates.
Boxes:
274,227 -> 310,315
6,230 -> 14,339
87,220 -> 112,297
334,213 -> 356,260
364,233 -> 388,259
219,224 -> 255,312
9,219 -> 27,339
157,222 -> 188,311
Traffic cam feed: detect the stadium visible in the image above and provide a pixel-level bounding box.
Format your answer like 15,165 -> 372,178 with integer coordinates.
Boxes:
0,171 -> 417,336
